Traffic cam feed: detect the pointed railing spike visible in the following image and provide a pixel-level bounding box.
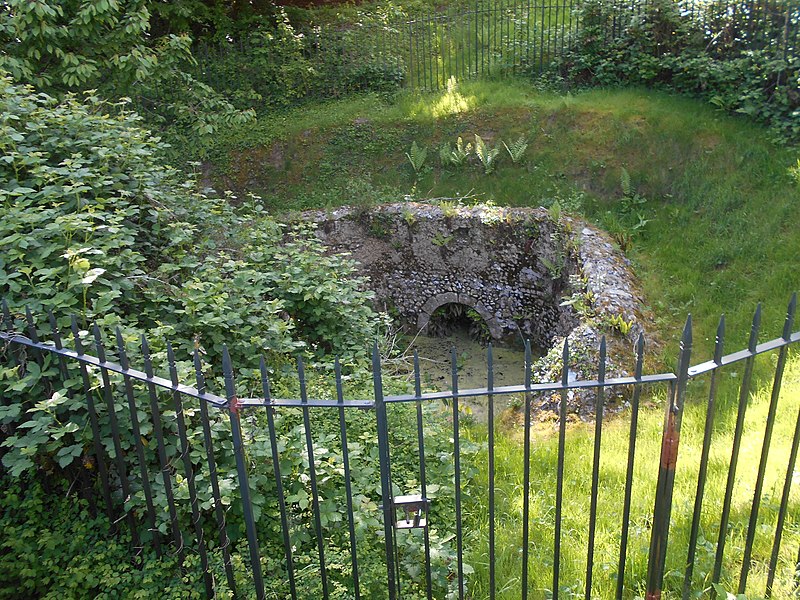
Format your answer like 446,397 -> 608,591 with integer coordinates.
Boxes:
782,293 -> 797,341
25,305 -> 39,343
748,304 -> 761,352
714,315 -> 726,365
524,339 -> 532,389
70,315 -> 84,356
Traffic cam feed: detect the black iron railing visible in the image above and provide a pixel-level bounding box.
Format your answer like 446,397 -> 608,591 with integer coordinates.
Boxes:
1,295 -> 799,598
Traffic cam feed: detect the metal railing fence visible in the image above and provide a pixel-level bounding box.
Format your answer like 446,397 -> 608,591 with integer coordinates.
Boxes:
1,295 -> 799,599
191,0 -> 799,95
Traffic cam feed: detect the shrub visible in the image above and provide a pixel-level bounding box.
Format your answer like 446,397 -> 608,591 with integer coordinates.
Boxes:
560,0 -> 800,142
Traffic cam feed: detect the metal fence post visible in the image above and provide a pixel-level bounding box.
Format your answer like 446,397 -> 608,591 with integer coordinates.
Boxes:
222,345 -> 266,600
645,315 -> 692,599
373,343 -> 397,599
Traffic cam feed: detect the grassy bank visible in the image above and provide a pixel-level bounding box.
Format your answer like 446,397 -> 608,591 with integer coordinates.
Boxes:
204,79 -> 800,597
207,79 -> 799,352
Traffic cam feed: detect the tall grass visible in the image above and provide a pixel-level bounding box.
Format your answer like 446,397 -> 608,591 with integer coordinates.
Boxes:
460,353 -> 800,598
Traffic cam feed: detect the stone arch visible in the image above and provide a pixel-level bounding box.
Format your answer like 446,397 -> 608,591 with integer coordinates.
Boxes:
416,292 -> 503,340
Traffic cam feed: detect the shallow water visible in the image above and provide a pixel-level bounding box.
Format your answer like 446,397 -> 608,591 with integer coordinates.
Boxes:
403,329 -> 536,423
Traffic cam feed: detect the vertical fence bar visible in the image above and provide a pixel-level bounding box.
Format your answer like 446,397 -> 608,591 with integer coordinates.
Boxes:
467,4 -> 473,77
434,11 -> 441,89
141,336 -> 185,563
521,340 -> 532,599
475,0 -> 480,76
487,344 -> 496,600
713,305 -> 762,588
646,315 -> 693,599
298,357 -> 329,599
335,358 -> 361,599
46,311 -> 71,393
92,324 -> 139,547
512,0 -> 517,74
373,343 -> 397,599
166,343 -> 213,597
539,0 -> 547,71
116,329 -> 161,555
222,346 -> 266,600
616,333 -> 645,600
259,357 -> 296,599
740,296 -> 795,593
585,337 -> 607,600
421,14 -> 429,90
682,316 -> 726,600
451,346 -> 465,600
70,316 -> 115,522
413,351 -> 434,600
194,349 -> 237,595
554,339 -> 569,600
765,297 -> 800,598
767,418 -> 799,597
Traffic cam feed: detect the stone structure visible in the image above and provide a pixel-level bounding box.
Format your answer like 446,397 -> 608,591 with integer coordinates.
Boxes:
304,202 -> 642,345
301,202 -> 648,417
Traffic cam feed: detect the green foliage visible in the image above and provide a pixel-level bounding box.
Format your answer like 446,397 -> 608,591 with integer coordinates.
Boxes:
192,8 -> 405,116
561,0 -> 800,142
0,0 -> 152,90
502,135 -> 529,164
0,1 -> 255,155
0,77 -> 382,366
406,141 -> 428,176
440,135 -> 474,167
0,477 -> 206,599
474,134 -> 501,175
788,158 -> 800,184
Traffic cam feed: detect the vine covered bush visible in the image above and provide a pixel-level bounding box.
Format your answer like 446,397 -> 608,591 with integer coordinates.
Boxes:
0,75 -> 472,597
560,0 -> 800,142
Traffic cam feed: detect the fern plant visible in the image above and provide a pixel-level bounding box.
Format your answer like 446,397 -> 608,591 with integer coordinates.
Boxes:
440,136 -> 473,167
502,135 -> 528,164
475,134 -> 500,174
620,167 -> 633,197
406,141 -> 427,176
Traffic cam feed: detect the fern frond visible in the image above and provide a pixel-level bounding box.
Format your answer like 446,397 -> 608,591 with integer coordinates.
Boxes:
475,134 -> 500,174
406,141 -> 427,174
503,135 -> 528,164
620,167 -> 632,197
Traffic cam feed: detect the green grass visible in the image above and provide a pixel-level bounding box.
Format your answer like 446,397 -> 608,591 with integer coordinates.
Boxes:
461,355 -> 800,598
208,80 -> 799,353
205,79 -> 800,597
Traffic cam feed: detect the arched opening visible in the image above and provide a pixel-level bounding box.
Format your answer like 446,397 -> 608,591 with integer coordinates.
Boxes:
425,303 -> 490,343
417,293 -> 504,342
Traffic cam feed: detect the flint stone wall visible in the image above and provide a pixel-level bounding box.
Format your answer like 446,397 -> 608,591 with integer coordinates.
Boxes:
302,203 -> 644,353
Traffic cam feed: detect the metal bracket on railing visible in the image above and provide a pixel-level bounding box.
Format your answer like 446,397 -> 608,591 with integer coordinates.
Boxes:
392,494 -> 430,529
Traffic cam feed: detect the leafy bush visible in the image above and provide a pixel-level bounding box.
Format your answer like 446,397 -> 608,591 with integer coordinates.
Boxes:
0,477 -> 207,599
0,77 -> 471,598
192,9 -> 405,114
560,0 -> 800,142
0,76 -> 384,366
0,1 -> 255,155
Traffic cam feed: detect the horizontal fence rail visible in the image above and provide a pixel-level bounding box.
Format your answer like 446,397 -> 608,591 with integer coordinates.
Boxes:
1,295 -> 799,598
